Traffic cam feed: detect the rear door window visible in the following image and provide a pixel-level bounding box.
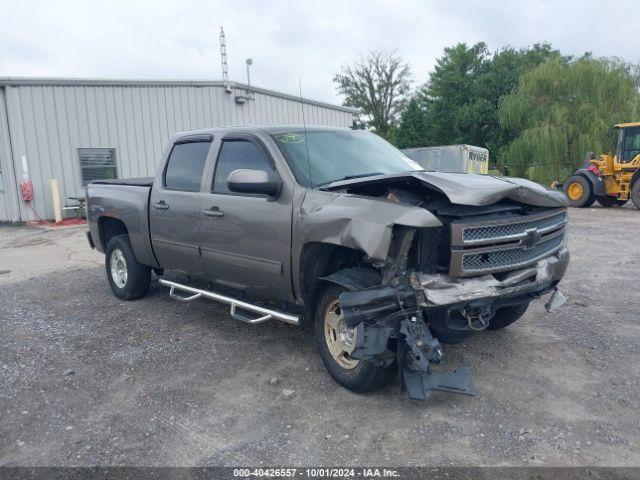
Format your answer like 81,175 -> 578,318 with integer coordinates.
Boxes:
164,141 -> 212,191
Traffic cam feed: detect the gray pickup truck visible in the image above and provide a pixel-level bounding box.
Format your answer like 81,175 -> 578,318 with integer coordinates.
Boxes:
86,126 -> 569,400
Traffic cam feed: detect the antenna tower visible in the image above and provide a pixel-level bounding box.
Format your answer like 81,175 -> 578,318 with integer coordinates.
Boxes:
219,27 -> 231,93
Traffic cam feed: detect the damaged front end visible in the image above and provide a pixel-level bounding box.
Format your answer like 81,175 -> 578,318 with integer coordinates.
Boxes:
331,227 -> 480,401
341,293 -> 478,400
312,173 -> 570,401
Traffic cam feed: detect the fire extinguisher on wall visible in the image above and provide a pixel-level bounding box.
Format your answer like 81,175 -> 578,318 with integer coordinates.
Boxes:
19,156 -> 45,223
20,179 -> 34,202
20,178 -> 44,223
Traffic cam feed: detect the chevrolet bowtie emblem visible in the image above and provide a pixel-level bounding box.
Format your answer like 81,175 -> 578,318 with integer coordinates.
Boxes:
521,228 -> 542,249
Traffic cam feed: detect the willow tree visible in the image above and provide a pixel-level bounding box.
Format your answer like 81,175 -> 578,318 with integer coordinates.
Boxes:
499,57 -> 640,184
395,43 -> 560,152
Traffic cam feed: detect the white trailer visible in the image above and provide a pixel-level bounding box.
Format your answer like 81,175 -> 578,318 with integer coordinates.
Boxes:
402,145 -> 489,174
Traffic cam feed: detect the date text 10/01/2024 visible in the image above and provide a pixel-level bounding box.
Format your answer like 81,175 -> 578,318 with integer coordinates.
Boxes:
232,468 -> 400,478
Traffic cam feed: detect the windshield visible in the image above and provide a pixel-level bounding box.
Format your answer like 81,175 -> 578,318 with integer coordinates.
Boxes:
621,127 -> 640,162
271,129 -> 423,187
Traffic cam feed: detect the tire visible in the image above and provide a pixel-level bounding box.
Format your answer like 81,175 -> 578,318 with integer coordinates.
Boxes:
563,175 -> 594,207
631,181 -> 640,210
105,234 -> 151,300
313,284 -> 396,393
430,329 -> 473,345
597,196 -> 626,207
429,321 -> 474,345
487,302 -> 530,330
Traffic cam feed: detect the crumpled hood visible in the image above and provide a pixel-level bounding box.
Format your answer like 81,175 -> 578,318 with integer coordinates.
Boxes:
324,171 -> 568,208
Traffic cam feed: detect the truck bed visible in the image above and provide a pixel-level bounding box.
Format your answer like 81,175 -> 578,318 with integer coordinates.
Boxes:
86,181 -> 157,268
91,177 -> 154,187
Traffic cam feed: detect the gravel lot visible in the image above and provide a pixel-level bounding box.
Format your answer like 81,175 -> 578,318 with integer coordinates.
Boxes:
1,206 -> 639,467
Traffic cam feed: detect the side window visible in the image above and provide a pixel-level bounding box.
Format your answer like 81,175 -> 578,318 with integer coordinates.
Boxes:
213,140 -> 277,194
164,141 -> 211,191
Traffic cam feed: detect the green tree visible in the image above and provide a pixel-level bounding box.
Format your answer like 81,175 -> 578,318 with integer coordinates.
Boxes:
395,97 -> 429,148
334,50 -> 412,139
396,43 -> 559,157
420,42 -> 490,147
499,57 -> 640,184
479,44 -> 562,158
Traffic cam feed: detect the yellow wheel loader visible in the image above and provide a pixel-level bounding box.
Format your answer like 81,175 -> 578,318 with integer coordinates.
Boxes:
562,123 -> 640,209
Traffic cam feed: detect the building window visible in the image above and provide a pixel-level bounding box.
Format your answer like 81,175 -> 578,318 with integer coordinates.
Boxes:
79,148 -> 117,185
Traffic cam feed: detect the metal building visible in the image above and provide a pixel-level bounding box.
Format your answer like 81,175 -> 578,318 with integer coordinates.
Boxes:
0,77 -> 357,222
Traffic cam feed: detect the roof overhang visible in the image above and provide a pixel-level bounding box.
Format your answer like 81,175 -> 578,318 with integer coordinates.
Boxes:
0,76 -> 359,115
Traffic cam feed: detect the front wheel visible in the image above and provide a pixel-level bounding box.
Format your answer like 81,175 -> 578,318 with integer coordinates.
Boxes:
487,302 -> 530,330
563,175 -> 594,207
105,234 -> 151,300
313,284 -> 395,393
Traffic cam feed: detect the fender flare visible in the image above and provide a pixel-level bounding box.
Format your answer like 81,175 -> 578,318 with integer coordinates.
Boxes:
302,267 -> 383,329
575,169 -> 606,197
320,267 -> 383,291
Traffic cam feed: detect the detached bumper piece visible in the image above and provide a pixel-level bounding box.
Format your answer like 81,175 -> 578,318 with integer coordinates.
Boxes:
339,287 -> 475,401
403,367 -> 475,400
399,315 -> 475,400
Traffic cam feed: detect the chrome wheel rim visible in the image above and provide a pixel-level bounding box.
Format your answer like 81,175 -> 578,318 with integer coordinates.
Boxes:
110,249 -> 128,288
324,299 -> 359,370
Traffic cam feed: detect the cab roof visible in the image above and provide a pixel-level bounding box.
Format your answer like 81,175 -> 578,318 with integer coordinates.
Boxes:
615,122 -> 640,128
175,125 -> 348,134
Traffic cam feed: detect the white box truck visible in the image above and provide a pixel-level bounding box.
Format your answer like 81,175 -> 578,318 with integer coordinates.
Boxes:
402,145 -> 489,174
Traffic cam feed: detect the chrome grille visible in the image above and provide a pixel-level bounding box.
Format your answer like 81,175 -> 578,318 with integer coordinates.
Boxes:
449,208 -> 567,276
462,234 -> 564,272
463,212 -> 567,244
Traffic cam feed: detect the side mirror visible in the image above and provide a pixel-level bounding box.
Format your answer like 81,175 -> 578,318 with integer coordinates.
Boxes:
227,169 -> 282,196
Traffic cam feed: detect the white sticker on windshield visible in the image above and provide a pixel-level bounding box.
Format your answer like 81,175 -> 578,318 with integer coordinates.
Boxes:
403,157 -> 423,171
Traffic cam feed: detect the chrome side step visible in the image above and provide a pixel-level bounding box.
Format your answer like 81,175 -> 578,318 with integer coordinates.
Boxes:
158,278 -> 300,326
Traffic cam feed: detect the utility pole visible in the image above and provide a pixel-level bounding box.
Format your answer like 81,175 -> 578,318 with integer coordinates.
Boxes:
245,58 -> 253,97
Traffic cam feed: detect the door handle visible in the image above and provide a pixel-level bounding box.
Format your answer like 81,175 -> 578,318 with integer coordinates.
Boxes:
203,206 -> 224,217
153,201 -> 169,211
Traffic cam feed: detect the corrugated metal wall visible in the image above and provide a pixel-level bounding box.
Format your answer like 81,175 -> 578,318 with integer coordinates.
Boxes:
0,88 -> 20,222
0,81 -> 355,222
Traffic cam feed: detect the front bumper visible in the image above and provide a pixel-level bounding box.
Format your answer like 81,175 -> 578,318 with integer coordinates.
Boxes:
340,248 -> 570,331
415,247 -> 570,310
415,247 -> 569,334
338,248 -> 570,400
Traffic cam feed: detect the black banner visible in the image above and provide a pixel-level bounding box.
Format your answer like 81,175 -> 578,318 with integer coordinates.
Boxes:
0,467 -> 638,480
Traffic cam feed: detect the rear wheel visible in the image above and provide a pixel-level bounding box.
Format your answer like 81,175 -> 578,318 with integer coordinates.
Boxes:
105,234 -> 151,300
313,284 -> 395,393
487,302 -> 530,330
631,181 -> 640,209
563,175 -> 594,207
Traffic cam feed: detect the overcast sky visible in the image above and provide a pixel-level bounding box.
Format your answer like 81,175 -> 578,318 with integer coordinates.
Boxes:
2,0 -> 639,105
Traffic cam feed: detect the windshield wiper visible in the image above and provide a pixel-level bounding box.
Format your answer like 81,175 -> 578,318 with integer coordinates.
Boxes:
316,172 -> 385,188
